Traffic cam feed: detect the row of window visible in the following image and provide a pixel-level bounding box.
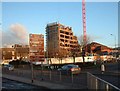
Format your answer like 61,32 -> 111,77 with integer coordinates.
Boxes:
60,39 -> 78,44
60,30 -> 73,35
30,34 -> 44,38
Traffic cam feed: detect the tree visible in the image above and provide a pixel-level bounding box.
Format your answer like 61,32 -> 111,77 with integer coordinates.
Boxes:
55,48 -> 68,64
78,35 -> 93,48
70,45 -> 80,63
78,35 -> 93,63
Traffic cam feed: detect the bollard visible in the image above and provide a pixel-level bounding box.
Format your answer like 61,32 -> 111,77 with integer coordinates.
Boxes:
18,71 -> 20,76
50,70 -> 51,80
71,73 -> 73,83
19,71 -> 21,76
31,79 -> 34,83
33,70 -> 36,80
59,71 -> 61,81
20,71 -> 22,76
22,71 -> 23,76
17,71 -> 19,76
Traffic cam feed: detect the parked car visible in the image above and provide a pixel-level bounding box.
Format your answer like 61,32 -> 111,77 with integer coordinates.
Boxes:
58,64 -> 81,75
3,64 -> 14,71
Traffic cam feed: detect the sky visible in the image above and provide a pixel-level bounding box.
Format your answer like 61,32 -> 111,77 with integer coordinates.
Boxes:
2,1 -> 118,48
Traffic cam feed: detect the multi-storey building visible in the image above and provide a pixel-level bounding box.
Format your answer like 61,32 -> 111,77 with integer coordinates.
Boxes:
46,22 -> 80,57
29,34 -> 44,62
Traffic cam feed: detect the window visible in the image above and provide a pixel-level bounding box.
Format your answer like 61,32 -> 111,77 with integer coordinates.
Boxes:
60,30 -> 64,33
12,51 -> 14,55
41,35 -> 44,38
3,51 -> 5,55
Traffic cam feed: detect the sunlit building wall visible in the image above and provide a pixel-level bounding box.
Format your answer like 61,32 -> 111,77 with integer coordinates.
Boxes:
46,22 -> 80,57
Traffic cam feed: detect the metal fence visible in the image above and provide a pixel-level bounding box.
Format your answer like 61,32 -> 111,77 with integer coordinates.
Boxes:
3,69 -> 120,90
3,69 -> 88,89
87,72 -> 120,90
33,70 -> 87,88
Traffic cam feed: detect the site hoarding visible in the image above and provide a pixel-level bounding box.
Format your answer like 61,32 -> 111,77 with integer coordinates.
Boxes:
29,34 -> 44,62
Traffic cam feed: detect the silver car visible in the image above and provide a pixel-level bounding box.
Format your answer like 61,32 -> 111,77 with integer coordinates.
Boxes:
58,64 -> 81,75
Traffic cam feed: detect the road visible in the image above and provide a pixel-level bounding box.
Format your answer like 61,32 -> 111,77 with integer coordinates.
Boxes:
84,62 -> 120,88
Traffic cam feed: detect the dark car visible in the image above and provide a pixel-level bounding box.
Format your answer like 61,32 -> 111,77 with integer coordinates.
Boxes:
3,64 -> 14,71
58,64 -> 81,75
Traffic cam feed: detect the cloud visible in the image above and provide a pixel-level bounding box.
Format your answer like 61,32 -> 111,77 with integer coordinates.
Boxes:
1,23 -> 29,47
89,35 -> 102,41
10,23 -> 28,40
77,34 -> 103,45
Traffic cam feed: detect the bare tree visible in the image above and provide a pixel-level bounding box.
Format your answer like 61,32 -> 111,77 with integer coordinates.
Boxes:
77,35 -> 93,63
78,35 -> 93,47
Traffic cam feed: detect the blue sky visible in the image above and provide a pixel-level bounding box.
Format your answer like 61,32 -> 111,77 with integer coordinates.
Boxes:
2,2 -> 118,48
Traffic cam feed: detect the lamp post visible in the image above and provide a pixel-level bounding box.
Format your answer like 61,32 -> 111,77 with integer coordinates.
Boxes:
110,34 -> 116,49
110,34 -> 117,60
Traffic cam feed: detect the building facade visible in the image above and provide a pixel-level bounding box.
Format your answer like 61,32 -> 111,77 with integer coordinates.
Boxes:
13,44 -> 29,60
29,34 -> 44,62
46,22 -> 80,58
86,42 -> 113,55
1,44 -> 29,62
2,48 -> 15,60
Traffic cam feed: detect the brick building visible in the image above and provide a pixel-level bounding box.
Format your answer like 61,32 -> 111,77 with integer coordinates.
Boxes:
86,42 -> 113,55
1,44 -> 29,61
13,44 -> 29,60
29,34 -> 44,62
2,48 -> 15,60
46,22 -> 80,57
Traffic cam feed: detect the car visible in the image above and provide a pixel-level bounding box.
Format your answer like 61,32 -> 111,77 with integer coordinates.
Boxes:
3,64 -> 14,71
58,64 -> 81,75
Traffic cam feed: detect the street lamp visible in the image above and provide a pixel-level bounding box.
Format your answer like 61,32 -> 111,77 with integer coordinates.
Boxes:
110,34 -> 117,60
110,34 -> 116,49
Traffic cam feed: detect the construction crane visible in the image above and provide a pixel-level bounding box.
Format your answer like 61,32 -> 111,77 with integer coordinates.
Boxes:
82,0 -> 87,61
82,0 -> 87,47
